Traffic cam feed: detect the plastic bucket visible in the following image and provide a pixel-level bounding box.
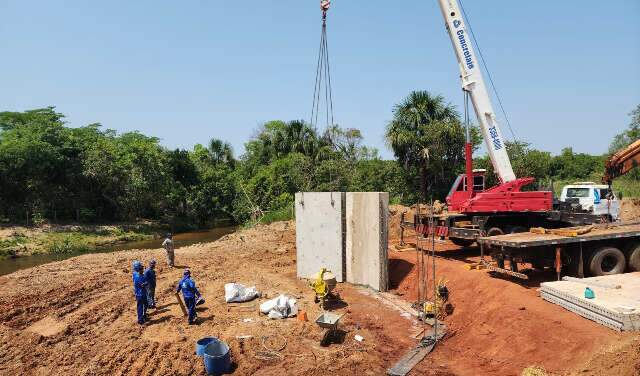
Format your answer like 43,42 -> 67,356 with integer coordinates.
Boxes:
195,337 -> 216,357
203,339 -> 231,375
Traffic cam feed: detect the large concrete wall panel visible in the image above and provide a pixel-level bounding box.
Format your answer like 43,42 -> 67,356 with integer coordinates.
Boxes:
346,192 -> 389,291
295,192 -> 345,282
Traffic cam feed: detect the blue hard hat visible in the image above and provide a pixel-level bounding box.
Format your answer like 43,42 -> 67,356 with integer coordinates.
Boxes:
133,260 -> 142,270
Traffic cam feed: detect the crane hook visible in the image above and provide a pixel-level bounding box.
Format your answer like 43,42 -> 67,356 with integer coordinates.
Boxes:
321,0 -> 330,20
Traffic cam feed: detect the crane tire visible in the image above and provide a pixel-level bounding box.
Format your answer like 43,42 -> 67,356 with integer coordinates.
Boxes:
509,226 -> 528,234
487,227 -> 504,237
450,238 -> 475,248
588,246 -> 626,276
627,243 -> 640,272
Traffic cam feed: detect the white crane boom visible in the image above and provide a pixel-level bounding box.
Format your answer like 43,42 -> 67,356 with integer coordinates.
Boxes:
437,0 -> 516,183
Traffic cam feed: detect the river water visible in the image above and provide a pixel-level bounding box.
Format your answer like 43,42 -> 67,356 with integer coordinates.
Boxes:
0,226 -> 236,277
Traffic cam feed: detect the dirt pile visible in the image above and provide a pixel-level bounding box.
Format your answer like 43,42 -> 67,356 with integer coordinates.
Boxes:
388,201 -> 445,242
620,198 -> 640,221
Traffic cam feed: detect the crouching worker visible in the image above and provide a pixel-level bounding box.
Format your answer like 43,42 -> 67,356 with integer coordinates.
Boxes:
132,261 -> 148,325
144,260 -> 157,309
176,269 -> 201,325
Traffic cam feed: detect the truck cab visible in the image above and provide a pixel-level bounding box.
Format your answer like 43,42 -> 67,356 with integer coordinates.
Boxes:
446,169 -> 486,208
559,182 -> 620,221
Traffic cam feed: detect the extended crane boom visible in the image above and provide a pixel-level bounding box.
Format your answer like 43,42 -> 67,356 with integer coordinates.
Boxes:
436,0 -> 551,214
437,0 -> 515,183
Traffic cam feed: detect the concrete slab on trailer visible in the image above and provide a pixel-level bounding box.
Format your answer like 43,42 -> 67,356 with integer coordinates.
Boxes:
478,223 -> 640,248
540,273 -> 640,331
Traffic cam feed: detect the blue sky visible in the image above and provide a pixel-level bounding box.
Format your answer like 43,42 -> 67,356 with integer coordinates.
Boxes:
1,0 -> 639,159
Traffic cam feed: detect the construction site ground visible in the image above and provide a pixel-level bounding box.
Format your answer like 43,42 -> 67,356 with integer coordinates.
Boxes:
1,209 -> 639,375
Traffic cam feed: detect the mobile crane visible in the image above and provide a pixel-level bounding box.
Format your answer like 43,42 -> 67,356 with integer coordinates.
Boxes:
404,0 -> 614,248
402,0 -> 640,278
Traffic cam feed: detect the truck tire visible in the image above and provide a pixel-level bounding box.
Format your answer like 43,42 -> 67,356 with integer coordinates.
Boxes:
627,243 -> 640,272
450,238 -> 475,248
487,227 -> 504,237
588,246 -> 626,276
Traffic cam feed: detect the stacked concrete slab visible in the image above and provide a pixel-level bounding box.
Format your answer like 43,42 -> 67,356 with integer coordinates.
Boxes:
295,191 -> 389,291
295,192 -> 345,282
540,272 -> 640,331
345,192 -> 389,292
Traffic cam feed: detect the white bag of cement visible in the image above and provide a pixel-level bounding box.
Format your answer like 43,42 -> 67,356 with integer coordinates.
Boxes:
225,283 -> 260,303
259,294 -> 298,319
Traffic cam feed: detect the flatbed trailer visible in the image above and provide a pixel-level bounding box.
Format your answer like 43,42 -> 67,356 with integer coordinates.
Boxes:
476,222 -> 640,279
399,207 -> 606,249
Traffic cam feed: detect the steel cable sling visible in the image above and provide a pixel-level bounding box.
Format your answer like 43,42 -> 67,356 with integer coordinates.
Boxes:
310,0 -> 334,131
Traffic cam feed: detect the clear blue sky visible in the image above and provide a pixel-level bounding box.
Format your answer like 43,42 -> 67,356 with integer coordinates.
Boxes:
1,0 -> 639,159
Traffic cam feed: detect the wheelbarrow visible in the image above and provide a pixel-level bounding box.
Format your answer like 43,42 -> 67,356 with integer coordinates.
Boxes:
315,312 -> 344,346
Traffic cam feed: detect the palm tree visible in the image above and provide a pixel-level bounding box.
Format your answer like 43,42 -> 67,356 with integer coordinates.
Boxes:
283,120 -> 319,157
208,138 -> 234,166
385,90 -> 463,200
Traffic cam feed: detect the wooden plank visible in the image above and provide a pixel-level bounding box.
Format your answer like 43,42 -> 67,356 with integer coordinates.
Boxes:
483,262 -> 529,280
387,343 -> 435,376
387,327 -> 445,376
175,292 -> 187,316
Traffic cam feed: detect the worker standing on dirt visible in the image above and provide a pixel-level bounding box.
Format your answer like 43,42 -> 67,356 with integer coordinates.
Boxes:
176,269 -> 201,325
162,233 -> 174,267
132,261 -> 148,325
143,260 -> 157,309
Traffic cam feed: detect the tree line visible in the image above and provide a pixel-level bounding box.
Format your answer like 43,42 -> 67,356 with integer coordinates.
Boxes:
1,95 -> 637,227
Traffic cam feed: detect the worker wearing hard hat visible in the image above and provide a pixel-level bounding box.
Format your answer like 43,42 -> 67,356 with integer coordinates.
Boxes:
132,260 -> 148,325
162,233 -> 175,267
144,260 -> 157,309
176,269 -> 201,325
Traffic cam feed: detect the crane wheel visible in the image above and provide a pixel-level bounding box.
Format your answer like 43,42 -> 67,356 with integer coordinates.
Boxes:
588,246 -> 626,276
450,238 -> 475,248
627,243 -> 640,272
487,227 -> 504,237
508,226 -> 528,234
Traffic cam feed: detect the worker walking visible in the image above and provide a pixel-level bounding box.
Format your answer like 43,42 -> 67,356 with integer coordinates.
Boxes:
162,233 -> 175,267
144,260 -> 157,309
132,260 -> 148,325
176,269 -> 201,325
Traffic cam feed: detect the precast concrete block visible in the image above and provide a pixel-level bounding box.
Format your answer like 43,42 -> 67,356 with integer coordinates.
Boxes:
295,192 -> 345,282
346,192 -> 389,291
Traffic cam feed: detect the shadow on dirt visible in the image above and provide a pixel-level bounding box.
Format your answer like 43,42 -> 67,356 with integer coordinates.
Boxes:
388,258 -> 414,289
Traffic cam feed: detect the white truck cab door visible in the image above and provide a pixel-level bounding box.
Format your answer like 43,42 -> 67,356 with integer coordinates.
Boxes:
593,188 -> 620,220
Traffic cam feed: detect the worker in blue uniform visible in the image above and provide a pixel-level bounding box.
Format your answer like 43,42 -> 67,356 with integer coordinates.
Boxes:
143,260 -> 157,309
176,269 -> 201,325
132,260 -> 148,325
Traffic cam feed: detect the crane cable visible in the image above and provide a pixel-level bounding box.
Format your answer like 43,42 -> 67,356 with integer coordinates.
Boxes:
310,0 -> 335,131
458,0 -> 517,143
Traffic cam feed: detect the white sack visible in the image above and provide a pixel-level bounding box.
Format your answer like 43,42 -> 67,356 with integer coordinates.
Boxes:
225,283 -> 259,303
259,294 -> 298,319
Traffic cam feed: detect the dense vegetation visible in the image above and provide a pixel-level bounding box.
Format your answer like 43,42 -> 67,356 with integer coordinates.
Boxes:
1,97 -> 637,227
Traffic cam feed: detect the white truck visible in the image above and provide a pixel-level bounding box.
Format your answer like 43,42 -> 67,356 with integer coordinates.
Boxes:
559,182 -> 620,221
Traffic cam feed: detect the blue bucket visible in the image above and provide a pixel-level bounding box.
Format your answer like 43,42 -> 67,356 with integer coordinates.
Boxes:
196,337 -> 217,357
203,339 -> 231,375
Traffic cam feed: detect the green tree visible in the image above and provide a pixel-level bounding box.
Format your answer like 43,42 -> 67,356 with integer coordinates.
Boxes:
609,104 -> 640,153
549,147 -> 603,180
385,91 -> 469,200
477,141 -> 553,188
